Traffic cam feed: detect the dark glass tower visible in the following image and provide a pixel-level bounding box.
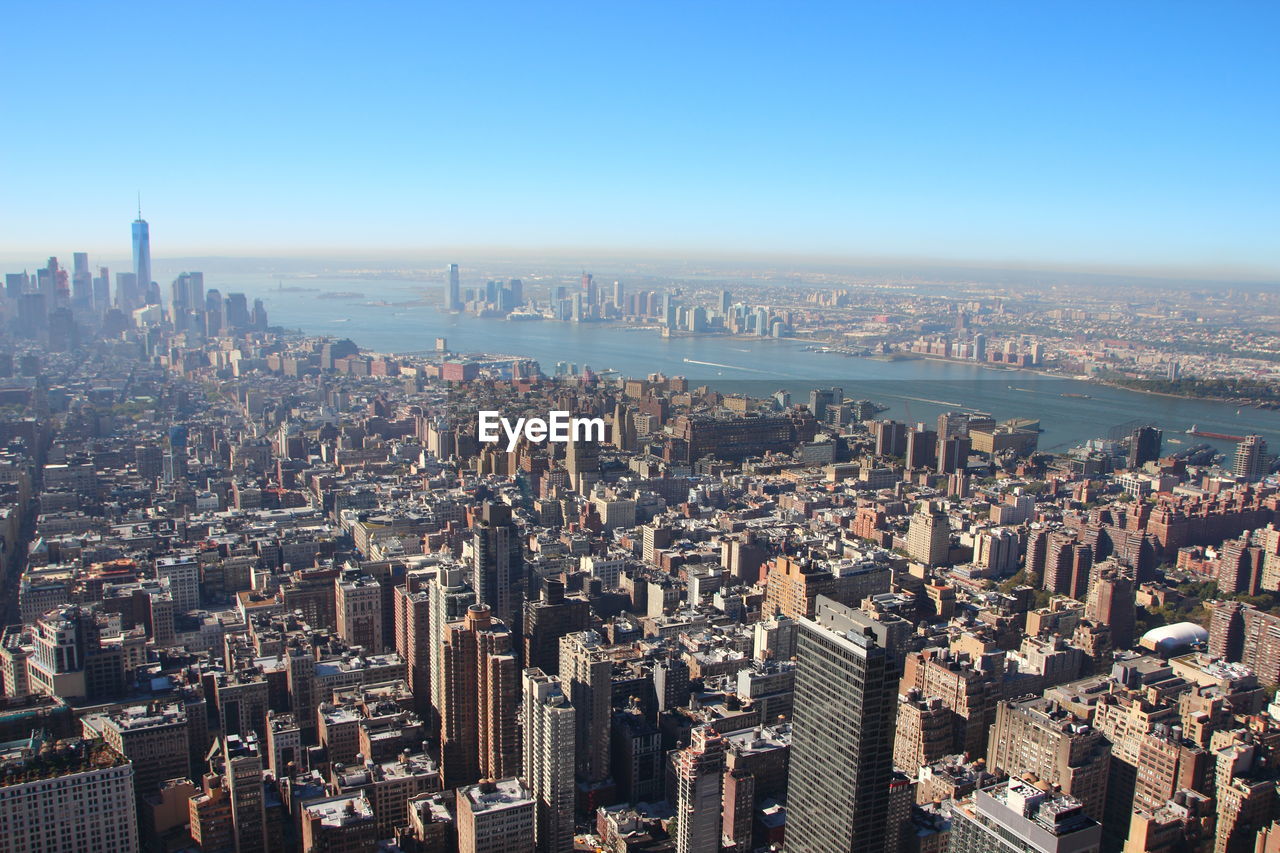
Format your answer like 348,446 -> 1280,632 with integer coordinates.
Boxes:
786,596 -> 897,853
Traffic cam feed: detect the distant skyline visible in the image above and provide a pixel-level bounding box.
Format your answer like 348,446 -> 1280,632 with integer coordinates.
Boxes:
3,2 -> 1277,276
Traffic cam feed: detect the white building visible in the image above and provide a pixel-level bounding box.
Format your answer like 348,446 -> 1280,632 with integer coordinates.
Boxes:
0,736 -> 137,852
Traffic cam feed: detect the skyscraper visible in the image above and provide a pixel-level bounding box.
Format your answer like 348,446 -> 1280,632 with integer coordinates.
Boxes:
522,668 -> 576,853
446,263 -> 461,311
786,597 -> 896,853
1234,435 -> 1268,481
1127,425 -> 1163,469
132,212 -> 152,302
559,630 -> 612,787
440,605 -> 521,789
907,501 -> 952,567
472,502 -> 525,630
673,726 -> 726,853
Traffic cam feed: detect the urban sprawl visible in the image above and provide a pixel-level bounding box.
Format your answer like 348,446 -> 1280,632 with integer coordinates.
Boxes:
1,216 -> 1279,853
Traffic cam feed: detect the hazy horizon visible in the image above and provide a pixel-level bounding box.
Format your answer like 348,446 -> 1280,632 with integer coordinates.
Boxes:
1,246 -> 1276,290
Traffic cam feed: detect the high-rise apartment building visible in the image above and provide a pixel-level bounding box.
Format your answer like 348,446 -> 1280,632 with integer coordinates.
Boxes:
429,563 -> 475,731
559,630 -> 612,786
673,726 -> 726,853
786,597 -> 896,853
440,605 -> 520,789
522,668 -> 576,853
907,501 -> 952,567
523,579 -> 591,676
986,697 -> 1111,821
1234,435 -> 1268,481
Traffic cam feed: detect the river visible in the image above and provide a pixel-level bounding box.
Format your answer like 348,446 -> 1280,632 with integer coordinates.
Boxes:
217,275 -> 1280,455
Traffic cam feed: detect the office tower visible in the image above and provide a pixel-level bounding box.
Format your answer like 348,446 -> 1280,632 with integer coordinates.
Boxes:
218,733 -> 267,853
874,419 -> 907,457
662,292 -> 678,327
93,266 -> 110,313
116,271 -> 140,312
907,501 -> 952,567
986,697 -> 1110,821
672,726 -> 726,853
522,668 -> 576,853
809,386 -> 843,421
718,288 -> 731,314
1127,425 -> 1163,469
132,212 -> 152,298
787,597 -> 896,853
949,779 -> 1101,853
559,630 -> 612,786
204,289 -> 224,335
937,434 -> 971,474
473,502 -> 526,630
16,293 -> 47,337
456,778 -> 535,853
582,271 -> 596,307
251,297 -> 267,329
974,333 -> 988,362
566,435 -> 600,494
1234,435 -> 1268,480
225,292 -> 250,329
4,271 -> 27,298
0,735 -> 137,853
71,252 -> 92,313
440,605 -> 520,788
612,279 -> 624,308
523,580 -> 590,676
336,571 -> 383,651
446,264 -> 461,311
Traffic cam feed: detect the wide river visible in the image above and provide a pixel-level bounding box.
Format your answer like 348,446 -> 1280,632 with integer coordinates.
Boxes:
222,276 -> 1279,455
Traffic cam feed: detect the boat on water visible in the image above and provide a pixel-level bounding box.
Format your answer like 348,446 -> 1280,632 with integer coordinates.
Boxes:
1060,393 -> 1091,399
1186,425 -> 1246,441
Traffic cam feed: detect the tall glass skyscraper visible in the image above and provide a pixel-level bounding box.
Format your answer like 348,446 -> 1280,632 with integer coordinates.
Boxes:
446,263 -> 461,311
786,596 -> 897,853
132,214 -> 151,300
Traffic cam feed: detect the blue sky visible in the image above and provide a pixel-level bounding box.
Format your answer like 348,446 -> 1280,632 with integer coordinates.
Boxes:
2,1 -> 1277,275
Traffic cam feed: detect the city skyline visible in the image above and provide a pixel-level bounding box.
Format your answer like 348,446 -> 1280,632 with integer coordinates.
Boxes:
3,2 -> 1278,275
